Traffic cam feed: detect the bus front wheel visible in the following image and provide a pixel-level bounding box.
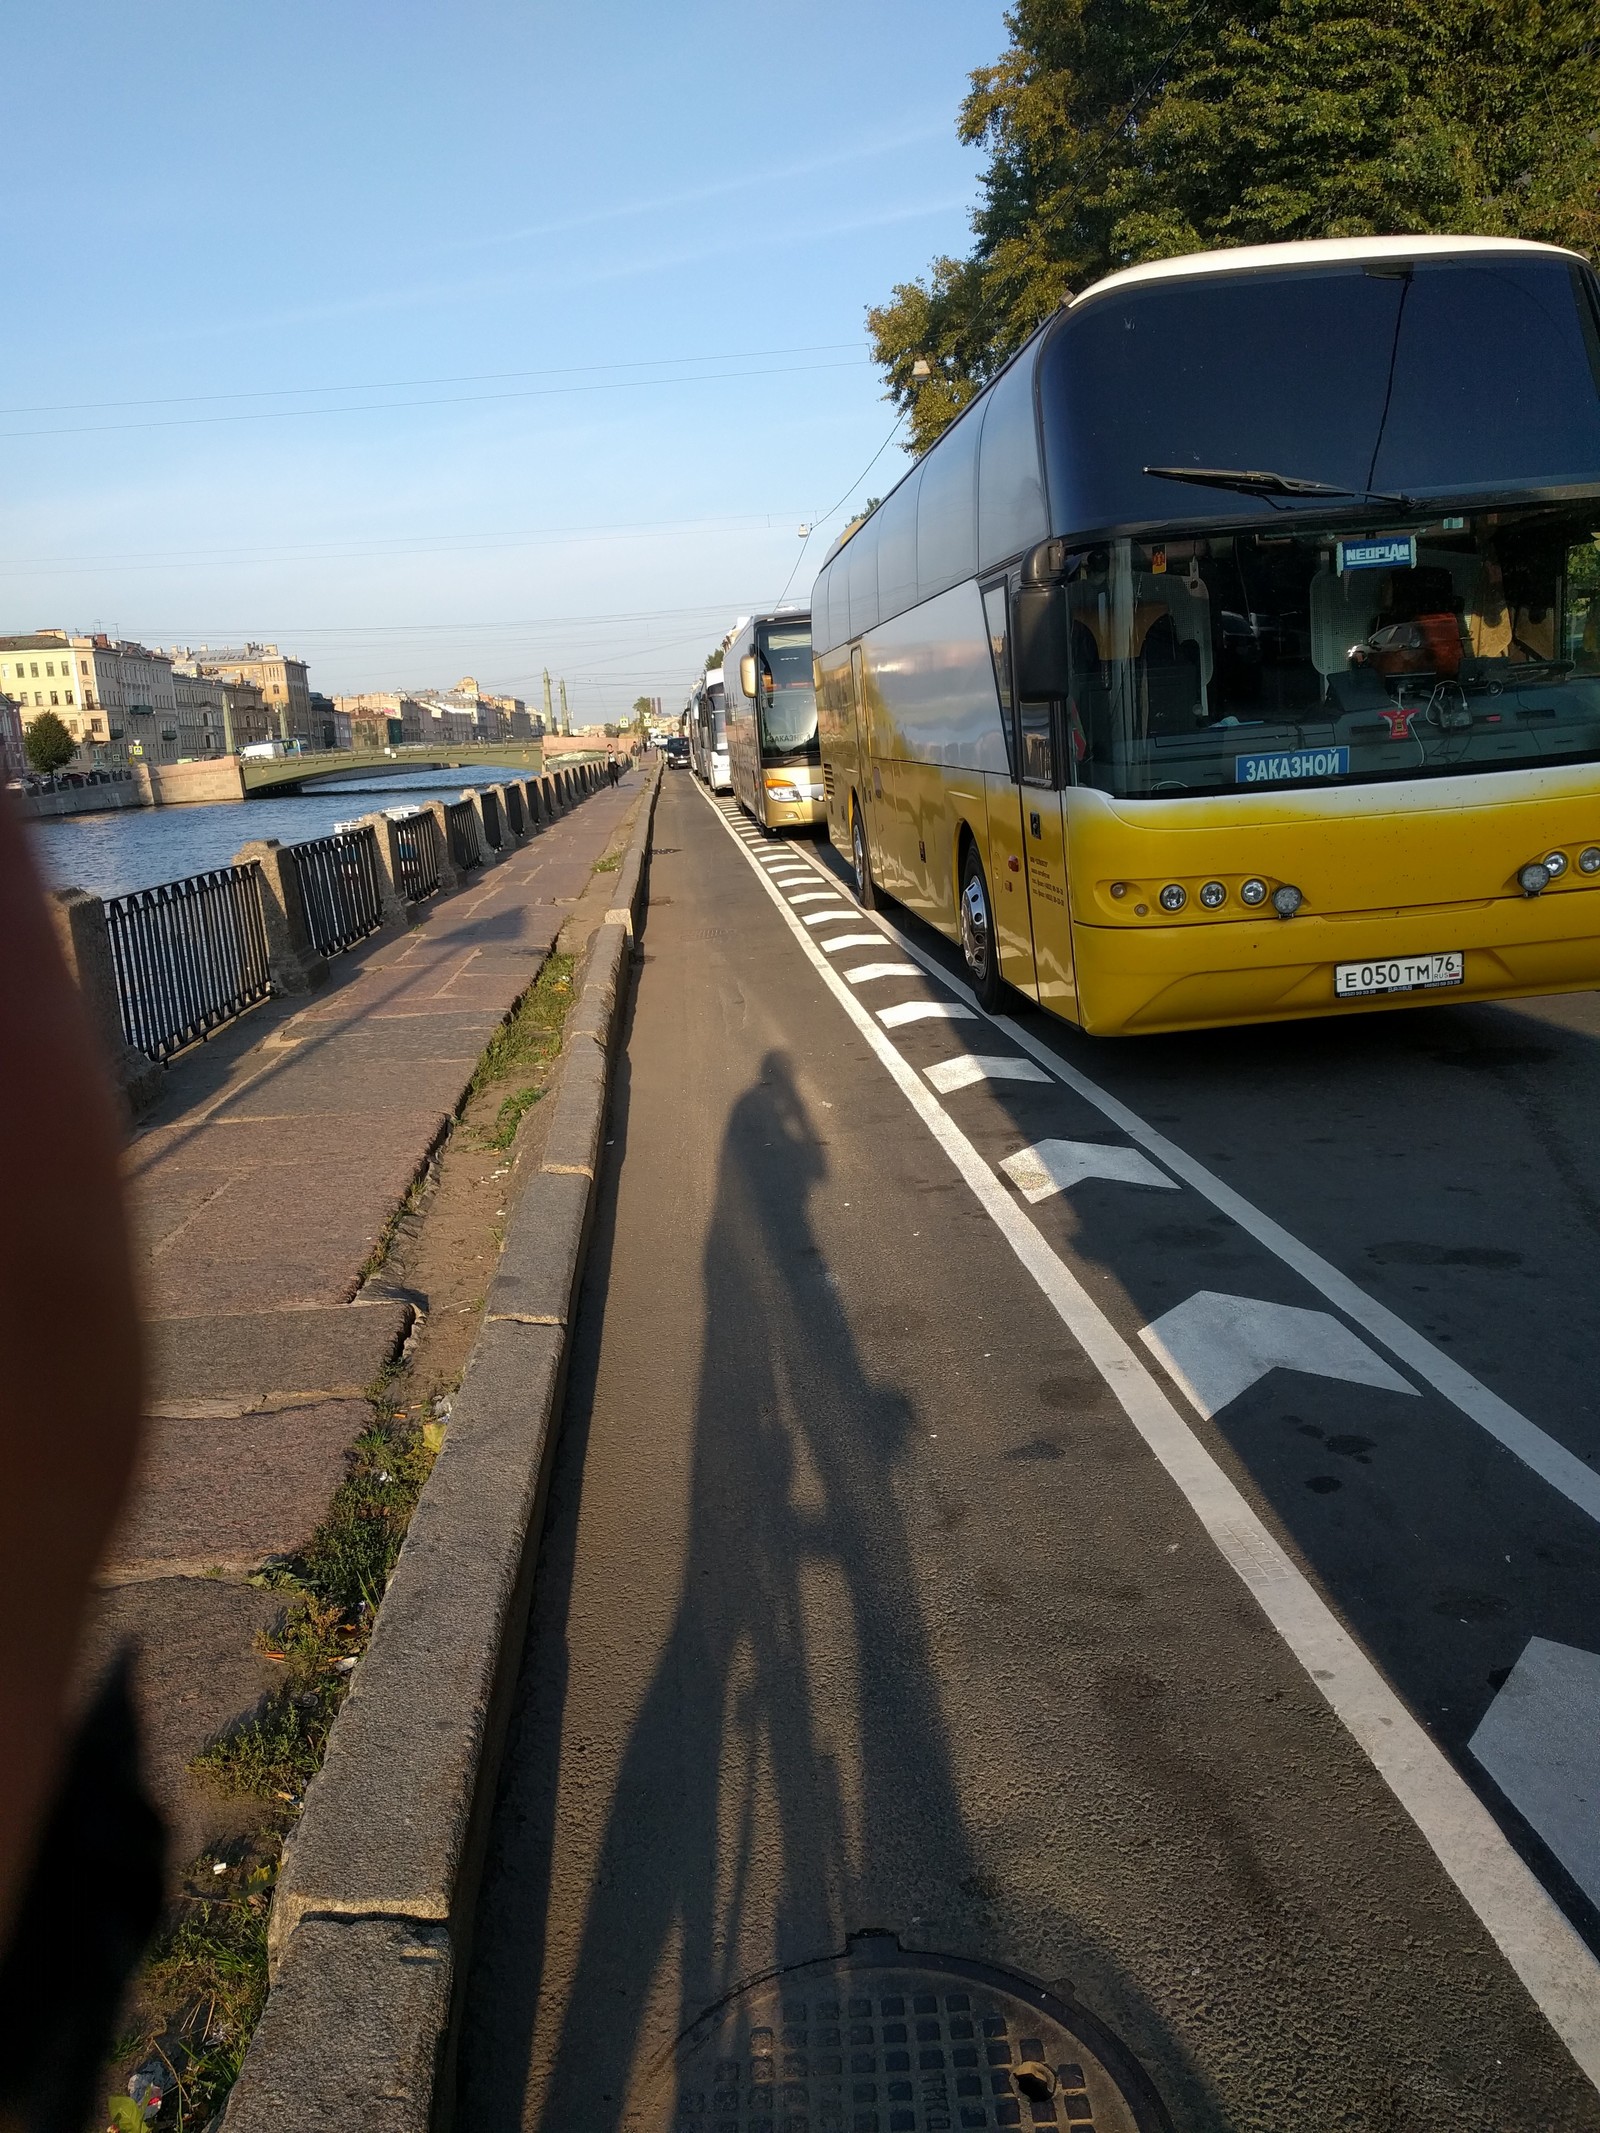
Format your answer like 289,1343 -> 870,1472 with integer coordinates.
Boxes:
959,844 -> 1004,1012
851,802 -> 877,911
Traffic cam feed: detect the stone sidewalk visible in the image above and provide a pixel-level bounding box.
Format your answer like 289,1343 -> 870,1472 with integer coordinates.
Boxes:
84,769 -> 643,1864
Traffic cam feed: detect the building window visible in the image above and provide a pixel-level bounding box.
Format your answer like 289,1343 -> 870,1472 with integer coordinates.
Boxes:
44,662 -> 54,677
29,664 -> 38,678
49,691 -> 58,706
33,693 -> 42,706
80,660 -> 88,675
64,690 -> 73,705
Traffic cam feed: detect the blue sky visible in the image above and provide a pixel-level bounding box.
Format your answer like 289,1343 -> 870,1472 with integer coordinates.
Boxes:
2,0 -> 1001,720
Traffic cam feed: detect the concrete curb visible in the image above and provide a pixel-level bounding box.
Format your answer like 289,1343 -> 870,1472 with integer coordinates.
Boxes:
220,762 -> 661,2133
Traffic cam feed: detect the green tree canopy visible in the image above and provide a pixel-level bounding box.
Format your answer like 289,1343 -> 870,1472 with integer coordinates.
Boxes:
23,710 -> 77,775
869,0 -> 1600,451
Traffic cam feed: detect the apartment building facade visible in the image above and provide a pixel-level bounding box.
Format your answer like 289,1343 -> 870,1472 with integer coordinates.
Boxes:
182,643 -> 313,745
0,631 -> 185,765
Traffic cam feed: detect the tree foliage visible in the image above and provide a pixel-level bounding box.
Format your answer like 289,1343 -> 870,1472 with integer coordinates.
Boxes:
23,710 -> 77,775
868,0 -> 1600,451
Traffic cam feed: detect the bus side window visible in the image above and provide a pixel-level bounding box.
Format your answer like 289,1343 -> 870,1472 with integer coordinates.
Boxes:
981,580 -> 1018,780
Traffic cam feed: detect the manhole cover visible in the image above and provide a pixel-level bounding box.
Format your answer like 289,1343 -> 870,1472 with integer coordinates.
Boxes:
650,1931 -> 1168,2133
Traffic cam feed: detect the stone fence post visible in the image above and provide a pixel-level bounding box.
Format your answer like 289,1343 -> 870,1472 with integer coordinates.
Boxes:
421,802 -> 462,894
460,789 -> 498,867
50,889 -> 164,1113
232,839 -> 329,995
359,815 -> 411,934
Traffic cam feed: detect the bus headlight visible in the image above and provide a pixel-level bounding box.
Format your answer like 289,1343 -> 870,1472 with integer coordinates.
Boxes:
767,783 -> 800,802
1271,884 -> 1304,918
1159,883 -> 1186,911
1581,847 -> 1600,874
1544,850 -> 1568,877
1518,861 -> 1552,895
1198,881 -> 1227,908
1240,878 -> 1268,906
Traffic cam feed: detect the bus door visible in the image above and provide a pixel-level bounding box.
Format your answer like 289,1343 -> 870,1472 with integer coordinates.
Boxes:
980,580 -> 1038,1000
1009,578 -> 1076,1019
851,644 -> 893,893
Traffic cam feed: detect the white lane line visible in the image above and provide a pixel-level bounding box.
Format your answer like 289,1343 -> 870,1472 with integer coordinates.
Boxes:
789,890 -> 843,905
879,1000 -> 978,1030
844,963 -> 923,985
801,908 -> 855,925
1141,1292 -> 1418,1420
925,1054 -> 1051,1095
819,932 -> 888,954
769,869 -> 814,880
697,781 -> 1600,2089
873,911 -> 1600,1532
1001,1139 -> 1178,1203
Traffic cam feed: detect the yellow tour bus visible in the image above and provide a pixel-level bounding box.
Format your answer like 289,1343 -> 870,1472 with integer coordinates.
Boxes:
725,607 -> 827,832
812,236 -> 1600,1034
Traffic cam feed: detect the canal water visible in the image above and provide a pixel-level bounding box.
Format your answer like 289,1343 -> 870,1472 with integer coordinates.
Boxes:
27,767 -> 534,899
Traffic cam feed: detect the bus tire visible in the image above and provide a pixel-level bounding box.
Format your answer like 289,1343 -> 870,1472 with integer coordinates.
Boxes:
851,800 -> 877,911
959,841 -> 1004,1013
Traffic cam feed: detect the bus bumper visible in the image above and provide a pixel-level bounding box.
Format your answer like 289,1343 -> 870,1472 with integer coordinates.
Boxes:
1073,891 -> 1600,1035
765,797 -> 827,830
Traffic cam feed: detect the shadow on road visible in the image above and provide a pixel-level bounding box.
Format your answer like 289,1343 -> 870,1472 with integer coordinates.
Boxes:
465,1047 -> 981,2129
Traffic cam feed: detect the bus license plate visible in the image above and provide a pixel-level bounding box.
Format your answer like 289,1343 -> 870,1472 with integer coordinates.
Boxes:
1335,952 -> 1464,998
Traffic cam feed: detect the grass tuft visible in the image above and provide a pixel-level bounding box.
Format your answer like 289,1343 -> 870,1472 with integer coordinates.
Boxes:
119,1400 -> 442,2128
469,952 -> 574,1100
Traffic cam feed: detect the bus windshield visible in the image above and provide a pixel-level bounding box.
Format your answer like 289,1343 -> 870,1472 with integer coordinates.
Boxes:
755,625 -> 818,756
1039,256 -> 1600,536
1067,502 -> 1600,799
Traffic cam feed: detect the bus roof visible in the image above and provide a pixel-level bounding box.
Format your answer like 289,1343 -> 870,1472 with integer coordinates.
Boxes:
1074,233 -> 1582,308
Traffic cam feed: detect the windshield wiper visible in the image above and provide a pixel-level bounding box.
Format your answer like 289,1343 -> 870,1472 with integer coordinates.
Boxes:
1143,464 -> 1414,508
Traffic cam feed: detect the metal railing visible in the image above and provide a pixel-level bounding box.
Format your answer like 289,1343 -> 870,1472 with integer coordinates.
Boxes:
393,809 -> 444,902
103,865 -> 272,1063
445,797 -> 483,872
291,825 -> 385,957
480,787 -> 504,851
504,782 -> 525,837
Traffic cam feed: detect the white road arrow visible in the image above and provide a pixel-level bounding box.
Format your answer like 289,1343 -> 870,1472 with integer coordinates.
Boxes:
879,1000 -> 976,1029
1001,1138 -> 1178,1204
819,933 -> 887,954
925,1054 -> 1051,1095
1470,1638 -> 1600,1912
1139,1291 -> 1418,1418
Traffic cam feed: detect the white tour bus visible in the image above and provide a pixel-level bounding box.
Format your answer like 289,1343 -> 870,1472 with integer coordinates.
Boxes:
690,666 -> 730,790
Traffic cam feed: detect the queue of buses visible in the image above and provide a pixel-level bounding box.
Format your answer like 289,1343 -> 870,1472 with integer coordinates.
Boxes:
685,233 -> 1600,1037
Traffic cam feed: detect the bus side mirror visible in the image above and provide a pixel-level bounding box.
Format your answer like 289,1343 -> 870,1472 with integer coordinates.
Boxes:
1013,585 -> 1070,697
739,654 -> 758,698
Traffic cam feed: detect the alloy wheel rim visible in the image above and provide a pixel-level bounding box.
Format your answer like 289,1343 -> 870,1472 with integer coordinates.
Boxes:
961,872 -> 990,979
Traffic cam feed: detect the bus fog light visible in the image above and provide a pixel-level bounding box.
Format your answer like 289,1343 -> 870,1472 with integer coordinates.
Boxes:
1240,877 -> 1268,906
1581,847 -> 1600,874
1519,861 -> 1552,896
1199,881 -> 1227,908
1271,884 -> 1304,918
1110,881 -> 1128,899
1544,850 -> 1568,877
1159,883 -> 1186,912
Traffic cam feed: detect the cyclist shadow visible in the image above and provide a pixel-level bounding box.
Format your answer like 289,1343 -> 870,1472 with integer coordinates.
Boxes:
474,1047 -> 980,2131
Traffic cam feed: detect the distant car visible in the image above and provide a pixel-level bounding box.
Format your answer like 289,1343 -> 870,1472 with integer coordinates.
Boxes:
665,737 -> 691,768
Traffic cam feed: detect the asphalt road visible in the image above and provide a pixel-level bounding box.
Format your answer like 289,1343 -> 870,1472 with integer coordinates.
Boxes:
458,767 -> 1600,2132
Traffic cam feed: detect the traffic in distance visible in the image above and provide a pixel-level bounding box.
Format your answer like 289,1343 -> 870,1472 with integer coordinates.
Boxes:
682,234 -> 1600,1038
